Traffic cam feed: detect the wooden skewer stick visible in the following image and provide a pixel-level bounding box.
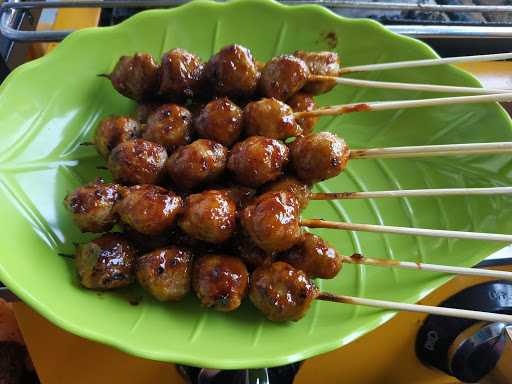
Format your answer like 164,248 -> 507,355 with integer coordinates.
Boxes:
293,92 -> 512,119
341,254 -> 512,280
317,292 -> 512,323
301,218 -> 512,242
311,187 -> 512,200
339,52 -> 512,75
310,75 -> 512,95
349,142 -> 512,160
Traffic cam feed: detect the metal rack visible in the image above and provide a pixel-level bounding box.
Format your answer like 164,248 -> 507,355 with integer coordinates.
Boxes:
3,0 -> 512,42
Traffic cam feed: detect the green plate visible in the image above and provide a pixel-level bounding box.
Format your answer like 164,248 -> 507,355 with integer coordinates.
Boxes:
1,0 -> 512,369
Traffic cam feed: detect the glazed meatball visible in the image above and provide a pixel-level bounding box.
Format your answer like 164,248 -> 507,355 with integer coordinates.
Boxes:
279,232 -> 342,279
249,262 -> 319,321
142,104 -> 193,152
263,176 -> 311,209
136,246 -> 193,301
232,234 -> 271,271
193,254 -> 249,312
205,44 -> 259,98
64,180 -> 121,233
287,93 -> 318,134
241,191 -> 303,253
75,233 -> 137,290
108,139 -> 167,185
294,51 -> 340,95
218,185 -> 256,209
259,55 -> 310,101
178,190 -> 237,243
227,136 -> 289,187
115,185 -> 183,235
166,139 -> 228,190
94,116 -> 140,159
194,98 -> 243,146
108,53 -> 160,101
243,98 -> 302,140
159,48 -> 205,100
135,102 -> 160,124
290,132 -> 350,184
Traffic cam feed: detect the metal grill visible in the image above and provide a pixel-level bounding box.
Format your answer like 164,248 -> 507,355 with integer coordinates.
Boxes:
2,0 -> 512,42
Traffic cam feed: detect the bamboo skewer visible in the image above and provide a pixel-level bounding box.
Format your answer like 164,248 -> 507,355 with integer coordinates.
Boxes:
301,218 -> 512,242
341,254 -> 512,280
317,292 -> 512,323
311,187 -> 512,200
293,93 -> 512,119
349,142 -> 512,159
310,75 -> 512,95
339,52 -> 512,75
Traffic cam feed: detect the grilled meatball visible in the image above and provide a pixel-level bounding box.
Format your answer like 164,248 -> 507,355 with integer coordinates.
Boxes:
142,104 -> 193,152
178,190 -> 237,243
287,93 -> 318,134
136,246 -> 193,301
64,180 -> 121,233
263,176 -> 311,209
205,44 -> 259,98
250,261 -> 319,321
108,139 -> 167,185
193,254 -> 249,312
241,191 -> 303,253
115,185 -> 183,235
94,116 -> 140,159
279,232 -> 342,279
243,98 -> 302,140
290,132 -> 350,184
232,235 -> 271,271
159,48 -> 205,100
166,139 -> 228,190
259,55 -> 310,101
108,53 -> 160,101
294,51 -> 340,95
135,102 -> 160,124
218,185 -> 256,209
75,233 -> 137,290
227,136 -> 289,187
194,98 -> 243,146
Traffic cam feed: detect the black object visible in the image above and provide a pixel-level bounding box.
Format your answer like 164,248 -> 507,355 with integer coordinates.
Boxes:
416,281 -> 512,382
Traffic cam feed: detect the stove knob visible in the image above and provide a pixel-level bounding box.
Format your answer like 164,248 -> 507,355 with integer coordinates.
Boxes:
416,281 -> 512,382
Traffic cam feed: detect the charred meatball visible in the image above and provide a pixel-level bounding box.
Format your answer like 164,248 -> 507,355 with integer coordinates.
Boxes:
279,232 -> 342,279
94,116 -> 140,159
159,48 -> 205,100
115,185 -> 183,235
135,102 -> 160,124
64,179 -> 121,233
294,51 -> 340,95
108,53 -> 160,101
178,190 -> 237,244
290,132 -> 350,184
193,254 -> 249,312
287,93 -> 318,134
241,191 -> 303,253
243,98 -> 302,140
227,136 -> 289,187
194,98 -> 243,146
259,55 -> 310,101
136,246 -> 193,301
232,234 -> 271,271
75,233 -> 137,290
250,261 -> 319,321
166,139 -> 228,190
205,44 -> 259,98
142,104 -> 193,152
108,139 -> 167,185
263,176 -> 311,209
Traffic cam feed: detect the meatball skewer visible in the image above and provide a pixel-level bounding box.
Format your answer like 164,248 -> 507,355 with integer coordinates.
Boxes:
250,262 -> 512,323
